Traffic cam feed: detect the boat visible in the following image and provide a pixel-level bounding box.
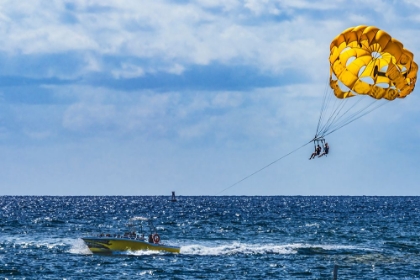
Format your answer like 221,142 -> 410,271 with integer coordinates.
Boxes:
81,217 -> 180,254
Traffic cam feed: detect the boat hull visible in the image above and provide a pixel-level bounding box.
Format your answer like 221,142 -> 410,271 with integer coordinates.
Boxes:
82,237 -> 180,254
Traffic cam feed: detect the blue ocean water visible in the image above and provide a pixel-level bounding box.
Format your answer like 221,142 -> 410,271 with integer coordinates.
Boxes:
1,196 -> 420,279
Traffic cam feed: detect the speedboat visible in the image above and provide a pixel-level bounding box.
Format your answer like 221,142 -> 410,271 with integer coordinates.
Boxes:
81,217 -> 180,254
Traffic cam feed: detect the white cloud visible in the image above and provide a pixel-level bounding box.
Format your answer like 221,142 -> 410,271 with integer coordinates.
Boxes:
62,103 -> 117,131
166,63 -> 185,75
211,91 -> 243,108
0,1 -> 97,54
196,0 -> 241,11
112,63 -> 145,79
53,84 -> 314,145
0,0 -> 356,77
83,54 -> 102,72
404,0 -> 420,8
0,0 -> 417,80
178,121 -> 210,140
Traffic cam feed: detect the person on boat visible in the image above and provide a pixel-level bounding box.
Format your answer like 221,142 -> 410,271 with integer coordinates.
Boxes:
309,144 -> 322,160
148,234 -> 153,243
318,143 -> 329,158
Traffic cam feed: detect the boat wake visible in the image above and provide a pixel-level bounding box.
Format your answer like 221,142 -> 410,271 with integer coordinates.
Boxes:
179,242 -> 373,256
1,236 -> 92,255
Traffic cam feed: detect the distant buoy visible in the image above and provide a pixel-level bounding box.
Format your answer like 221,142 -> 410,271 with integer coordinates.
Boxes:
171,191 -> 177,202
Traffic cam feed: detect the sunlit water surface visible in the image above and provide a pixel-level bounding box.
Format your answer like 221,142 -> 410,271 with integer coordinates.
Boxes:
2,196 -> 420,279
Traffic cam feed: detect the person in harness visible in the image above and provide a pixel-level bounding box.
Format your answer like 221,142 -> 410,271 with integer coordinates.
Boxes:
309,144 -> 322,160
318,142 -> 329,158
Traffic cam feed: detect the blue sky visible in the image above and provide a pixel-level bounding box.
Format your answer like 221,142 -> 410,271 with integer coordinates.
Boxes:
1,0 -> 420,195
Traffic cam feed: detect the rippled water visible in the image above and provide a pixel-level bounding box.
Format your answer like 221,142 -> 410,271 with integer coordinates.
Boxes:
1,196 -> 420,279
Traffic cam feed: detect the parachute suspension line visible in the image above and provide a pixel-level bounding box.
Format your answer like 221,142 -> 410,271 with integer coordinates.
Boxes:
319,96 -> 366,136
216,140 -> 313,195
322,100 -> 389,137
314,79 -> 390,139
315,77 -> 333,135
327,98 -> 377,131
320,99 -> 352,134
318,85 -> 339,134
318,97 -> 351,136
318,97 -> 387,138
315,78 -> 357,139
315,78 -> 336,139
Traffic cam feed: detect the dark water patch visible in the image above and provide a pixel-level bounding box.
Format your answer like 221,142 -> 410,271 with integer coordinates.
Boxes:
297,246 -> 331,255
384,241 -> 420,254
0,269 -> 21,276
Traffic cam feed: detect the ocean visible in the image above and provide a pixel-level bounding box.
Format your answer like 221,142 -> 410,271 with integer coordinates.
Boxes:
1,196 -> 420,279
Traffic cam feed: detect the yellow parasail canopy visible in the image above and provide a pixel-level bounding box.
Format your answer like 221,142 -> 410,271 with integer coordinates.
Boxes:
329,25 -> 417,100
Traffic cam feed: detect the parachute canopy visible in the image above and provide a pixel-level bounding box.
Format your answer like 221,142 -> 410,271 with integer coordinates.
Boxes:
329,25 -> 418,100
314,26 -> 417,139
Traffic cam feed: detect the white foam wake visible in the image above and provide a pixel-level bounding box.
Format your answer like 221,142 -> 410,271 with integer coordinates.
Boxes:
68,238 -> 92,255
179,242 -> 372,256
180,242 -> 294,255
1,235 -> 92,255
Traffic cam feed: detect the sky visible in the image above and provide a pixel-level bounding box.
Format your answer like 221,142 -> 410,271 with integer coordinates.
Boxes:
1,0 -> 420,195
